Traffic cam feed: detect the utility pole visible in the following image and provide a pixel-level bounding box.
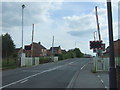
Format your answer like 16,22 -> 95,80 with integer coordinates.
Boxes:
52,36 -> 54,61
106,0 -> 117,89
31,24 -> 34,57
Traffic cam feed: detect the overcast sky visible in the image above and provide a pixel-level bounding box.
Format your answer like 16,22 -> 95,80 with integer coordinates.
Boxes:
1,0 -> 119,55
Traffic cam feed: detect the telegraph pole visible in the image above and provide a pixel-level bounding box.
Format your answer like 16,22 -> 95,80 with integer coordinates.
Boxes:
106,0 -> 117,89
52,36 -> 54,61
31,24 -> 34,57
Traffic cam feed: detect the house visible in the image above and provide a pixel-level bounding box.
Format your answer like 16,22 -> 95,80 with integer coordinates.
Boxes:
103,39 -> 120,57
24,42 -> 47,57
15,47 -> 25,57
47,46 -> 62,56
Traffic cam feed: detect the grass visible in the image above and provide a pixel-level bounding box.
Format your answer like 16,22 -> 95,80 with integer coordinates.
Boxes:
1,58 -> 18,70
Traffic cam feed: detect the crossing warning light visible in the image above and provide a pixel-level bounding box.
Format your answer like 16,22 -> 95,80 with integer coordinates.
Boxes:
90,40 -> 103,49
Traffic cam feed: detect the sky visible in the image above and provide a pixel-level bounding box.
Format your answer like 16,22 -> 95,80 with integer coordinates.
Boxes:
0,0 -> 119,55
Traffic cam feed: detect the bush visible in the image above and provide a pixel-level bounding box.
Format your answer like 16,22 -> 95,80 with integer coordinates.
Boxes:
39,57 -> 51,64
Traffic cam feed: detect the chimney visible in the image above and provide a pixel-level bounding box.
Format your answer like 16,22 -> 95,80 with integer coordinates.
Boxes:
38,42 -> 41,45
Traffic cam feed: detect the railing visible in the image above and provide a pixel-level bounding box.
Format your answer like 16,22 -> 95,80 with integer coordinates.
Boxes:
93,57 -> 120,72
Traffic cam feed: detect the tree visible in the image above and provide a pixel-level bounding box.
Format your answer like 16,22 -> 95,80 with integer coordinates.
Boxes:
2,33 -> 15,58
73,48 -> 84,58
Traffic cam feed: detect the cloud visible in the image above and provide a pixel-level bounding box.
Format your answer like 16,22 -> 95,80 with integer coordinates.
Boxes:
1,2 -> 118,55
63,14 -> 96,32
63,6 -> 109,39
67,29 -> 94,37
2,2 -> 62,28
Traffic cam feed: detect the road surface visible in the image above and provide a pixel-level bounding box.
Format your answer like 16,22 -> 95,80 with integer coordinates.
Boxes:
1,58 -> 108,89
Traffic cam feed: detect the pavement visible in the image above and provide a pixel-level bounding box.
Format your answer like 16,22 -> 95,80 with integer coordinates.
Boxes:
67,61 -> 109,89
1,58 -> 109,89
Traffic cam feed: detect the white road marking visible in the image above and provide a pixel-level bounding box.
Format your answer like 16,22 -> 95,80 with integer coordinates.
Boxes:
80,62 -> 90,70
101,79 -> 104,83
97,75 -> 108,89
0,65 -> 63,89
20,79 -> 28,84
69,62 -> 74,65
81,65 -> 86,70
97,75 -> 100,78
67,71 -> 79,88
105,86 -> 108,88
67,62 -> 90,88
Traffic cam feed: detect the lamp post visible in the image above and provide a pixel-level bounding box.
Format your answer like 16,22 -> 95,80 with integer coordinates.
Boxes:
106,0 -> 117,89
22,4 -> 25,56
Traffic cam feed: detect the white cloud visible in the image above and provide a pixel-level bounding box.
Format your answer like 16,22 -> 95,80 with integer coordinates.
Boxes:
2,2 -> 62,28
1,1 -> 119,56
63,14 -> 96,32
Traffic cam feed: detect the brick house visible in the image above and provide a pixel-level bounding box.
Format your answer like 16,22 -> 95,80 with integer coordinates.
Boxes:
103,39 -> 120,57
25,42 -> 47,57
15,47 -> 26,57
47,46 -> 62,56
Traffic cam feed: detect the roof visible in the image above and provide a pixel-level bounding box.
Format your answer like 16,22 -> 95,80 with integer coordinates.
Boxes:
50,46 -> 61,51
15,47 -> 22,51
24,42 -> 46,50
33,42 -> 46,49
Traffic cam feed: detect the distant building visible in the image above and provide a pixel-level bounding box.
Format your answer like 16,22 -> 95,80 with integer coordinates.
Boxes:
103,39 -> 120,57
84,54 -> 92,58
24,42 -> 47,57
47,46 -> 62,56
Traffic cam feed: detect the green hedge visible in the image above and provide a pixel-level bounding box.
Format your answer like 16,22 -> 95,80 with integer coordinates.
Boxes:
39,57 -> 51,64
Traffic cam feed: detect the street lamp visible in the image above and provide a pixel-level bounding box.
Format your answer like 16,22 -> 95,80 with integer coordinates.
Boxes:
21,4 -> 25,56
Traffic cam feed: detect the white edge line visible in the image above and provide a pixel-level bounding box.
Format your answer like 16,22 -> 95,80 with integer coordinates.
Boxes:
81,61 -> 90,70
67,71 -> 79,88
81,64 -> 86,70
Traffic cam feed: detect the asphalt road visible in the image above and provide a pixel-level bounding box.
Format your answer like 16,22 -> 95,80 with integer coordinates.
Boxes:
2,58 -> 91,88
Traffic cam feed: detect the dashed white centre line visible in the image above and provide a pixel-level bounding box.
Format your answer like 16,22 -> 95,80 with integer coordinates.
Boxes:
101,79 -> 104,83
69,62 -> 74,65
105,86 -> 108,88
97,75 -> 100,78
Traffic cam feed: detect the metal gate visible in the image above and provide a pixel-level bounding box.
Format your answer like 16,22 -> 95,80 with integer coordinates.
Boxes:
93,57 -> 120,72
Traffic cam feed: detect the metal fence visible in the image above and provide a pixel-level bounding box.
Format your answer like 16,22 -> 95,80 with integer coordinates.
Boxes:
93,57 -> 120,72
